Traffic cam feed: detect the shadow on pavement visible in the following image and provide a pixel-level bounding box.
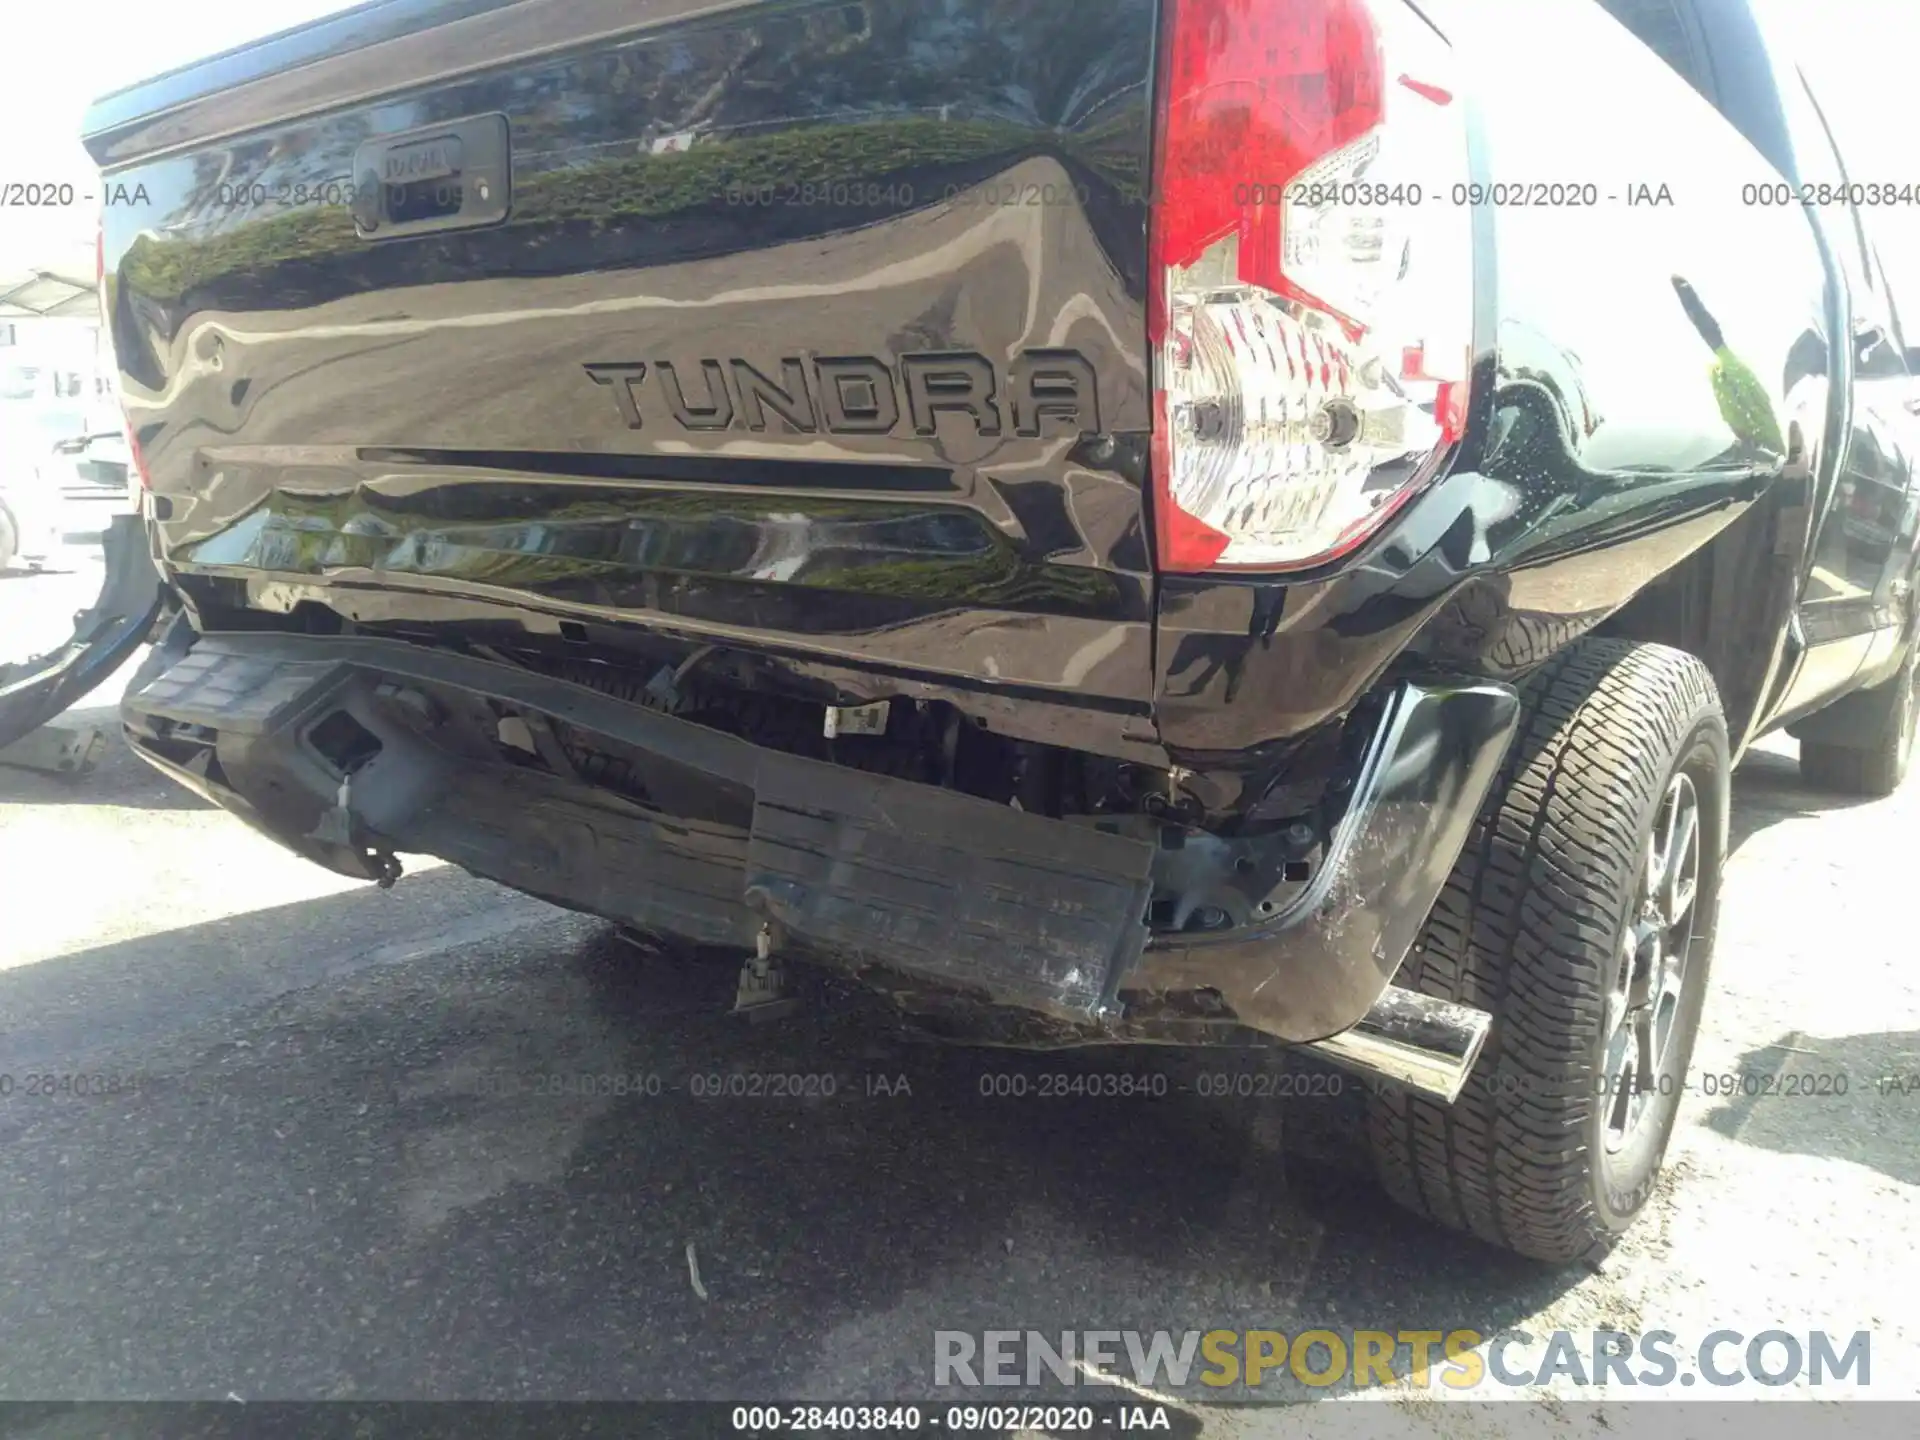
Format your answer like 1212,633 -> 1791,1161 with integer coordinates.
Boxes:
0,864 -> 546,1078
0,704 -> 208,810
1727,745 -> 1877,856
1702,1029 -> 1920,1187
0,874 -> 1579,1402
0,557 -> 97,585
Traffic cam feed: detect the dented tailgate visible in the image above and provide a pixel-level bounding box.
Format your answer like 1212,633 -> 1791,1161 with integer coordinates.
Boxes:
85,0 -> 1162,729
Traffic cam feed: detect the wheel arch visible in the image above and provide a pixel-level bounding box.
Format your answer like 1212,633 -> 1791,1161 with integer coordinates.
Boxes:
1594,488 -> 1801,762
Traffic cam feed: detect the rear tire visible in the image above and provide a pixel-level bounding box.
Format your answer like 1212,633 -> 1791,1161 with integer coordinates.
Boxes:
1798,636 -> 1918,798
1367,639 -> 1727,1265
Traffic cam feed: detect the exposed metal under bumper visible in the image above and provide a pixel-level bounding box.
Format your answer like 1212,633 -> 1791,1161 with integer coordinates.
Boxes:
1302,986 -> 1494,1104
120,630 -> 1519,1056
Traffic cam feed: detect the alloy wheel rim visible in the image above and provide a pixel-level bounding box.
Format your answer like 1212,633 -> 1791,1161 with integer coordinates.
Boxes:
1602,770 -> 1700,1153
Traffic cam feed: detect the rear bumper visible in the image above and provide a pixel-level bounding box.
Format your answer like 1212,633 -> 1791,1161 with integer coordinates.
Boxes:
122,630 -> 1517,1046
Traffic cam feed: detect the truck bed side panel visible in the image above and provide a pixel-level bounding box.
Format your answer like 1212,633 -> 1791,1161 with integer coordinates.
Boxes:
1153,0 -> 1833,758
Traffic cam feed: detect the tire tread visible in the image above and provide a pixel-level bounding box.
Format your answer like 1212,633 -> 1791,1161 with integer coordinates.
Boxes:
1368,639 -> 1723,1263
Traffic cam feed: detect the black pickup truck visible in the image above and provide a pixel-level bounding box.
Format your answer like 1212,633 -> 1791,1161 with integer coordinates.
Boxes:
33,0 -> 1918,1263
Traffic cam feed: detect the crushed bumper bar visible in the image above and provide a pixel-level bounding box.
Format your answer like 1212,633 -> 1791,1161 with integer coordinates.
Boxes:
123,632 -> 1155,1026
122,632 -> 1517,1046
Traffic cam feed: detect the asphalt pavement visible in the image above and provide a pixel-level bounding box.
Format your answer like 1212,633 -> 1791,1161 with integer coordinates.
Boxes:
1,554 -> 1916,1432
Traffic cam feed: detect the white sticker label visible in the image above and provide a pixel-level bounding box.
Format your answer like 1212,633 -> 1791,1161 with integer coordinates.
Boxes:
824,701 -> 890,738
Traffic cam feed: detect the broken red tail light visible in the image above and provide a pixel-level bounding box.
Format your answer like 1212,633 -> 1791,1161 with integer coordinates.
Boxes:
1149,0 -> 1475,572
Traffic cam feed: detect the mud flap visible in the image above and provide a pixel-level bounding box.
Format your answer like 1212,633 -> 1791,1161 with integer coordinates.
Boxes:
0,513 -> 164,750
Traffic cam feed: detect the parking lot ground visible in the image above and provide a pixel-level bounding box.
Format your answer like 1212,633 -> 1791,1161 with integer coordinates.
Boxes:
0,539 -> 107,665
0,565 -> 1916,1432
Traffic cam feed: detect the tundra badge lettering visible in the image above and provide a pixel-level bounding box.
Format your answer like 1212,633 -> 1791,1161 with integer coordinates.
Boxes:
584,350 -> 1100,438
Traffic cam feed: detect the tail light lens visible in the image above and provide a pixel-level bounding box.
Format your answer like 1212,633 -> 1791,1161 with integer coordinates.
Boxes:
123,415 -> 153,494
1150,0 -> 1474,572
